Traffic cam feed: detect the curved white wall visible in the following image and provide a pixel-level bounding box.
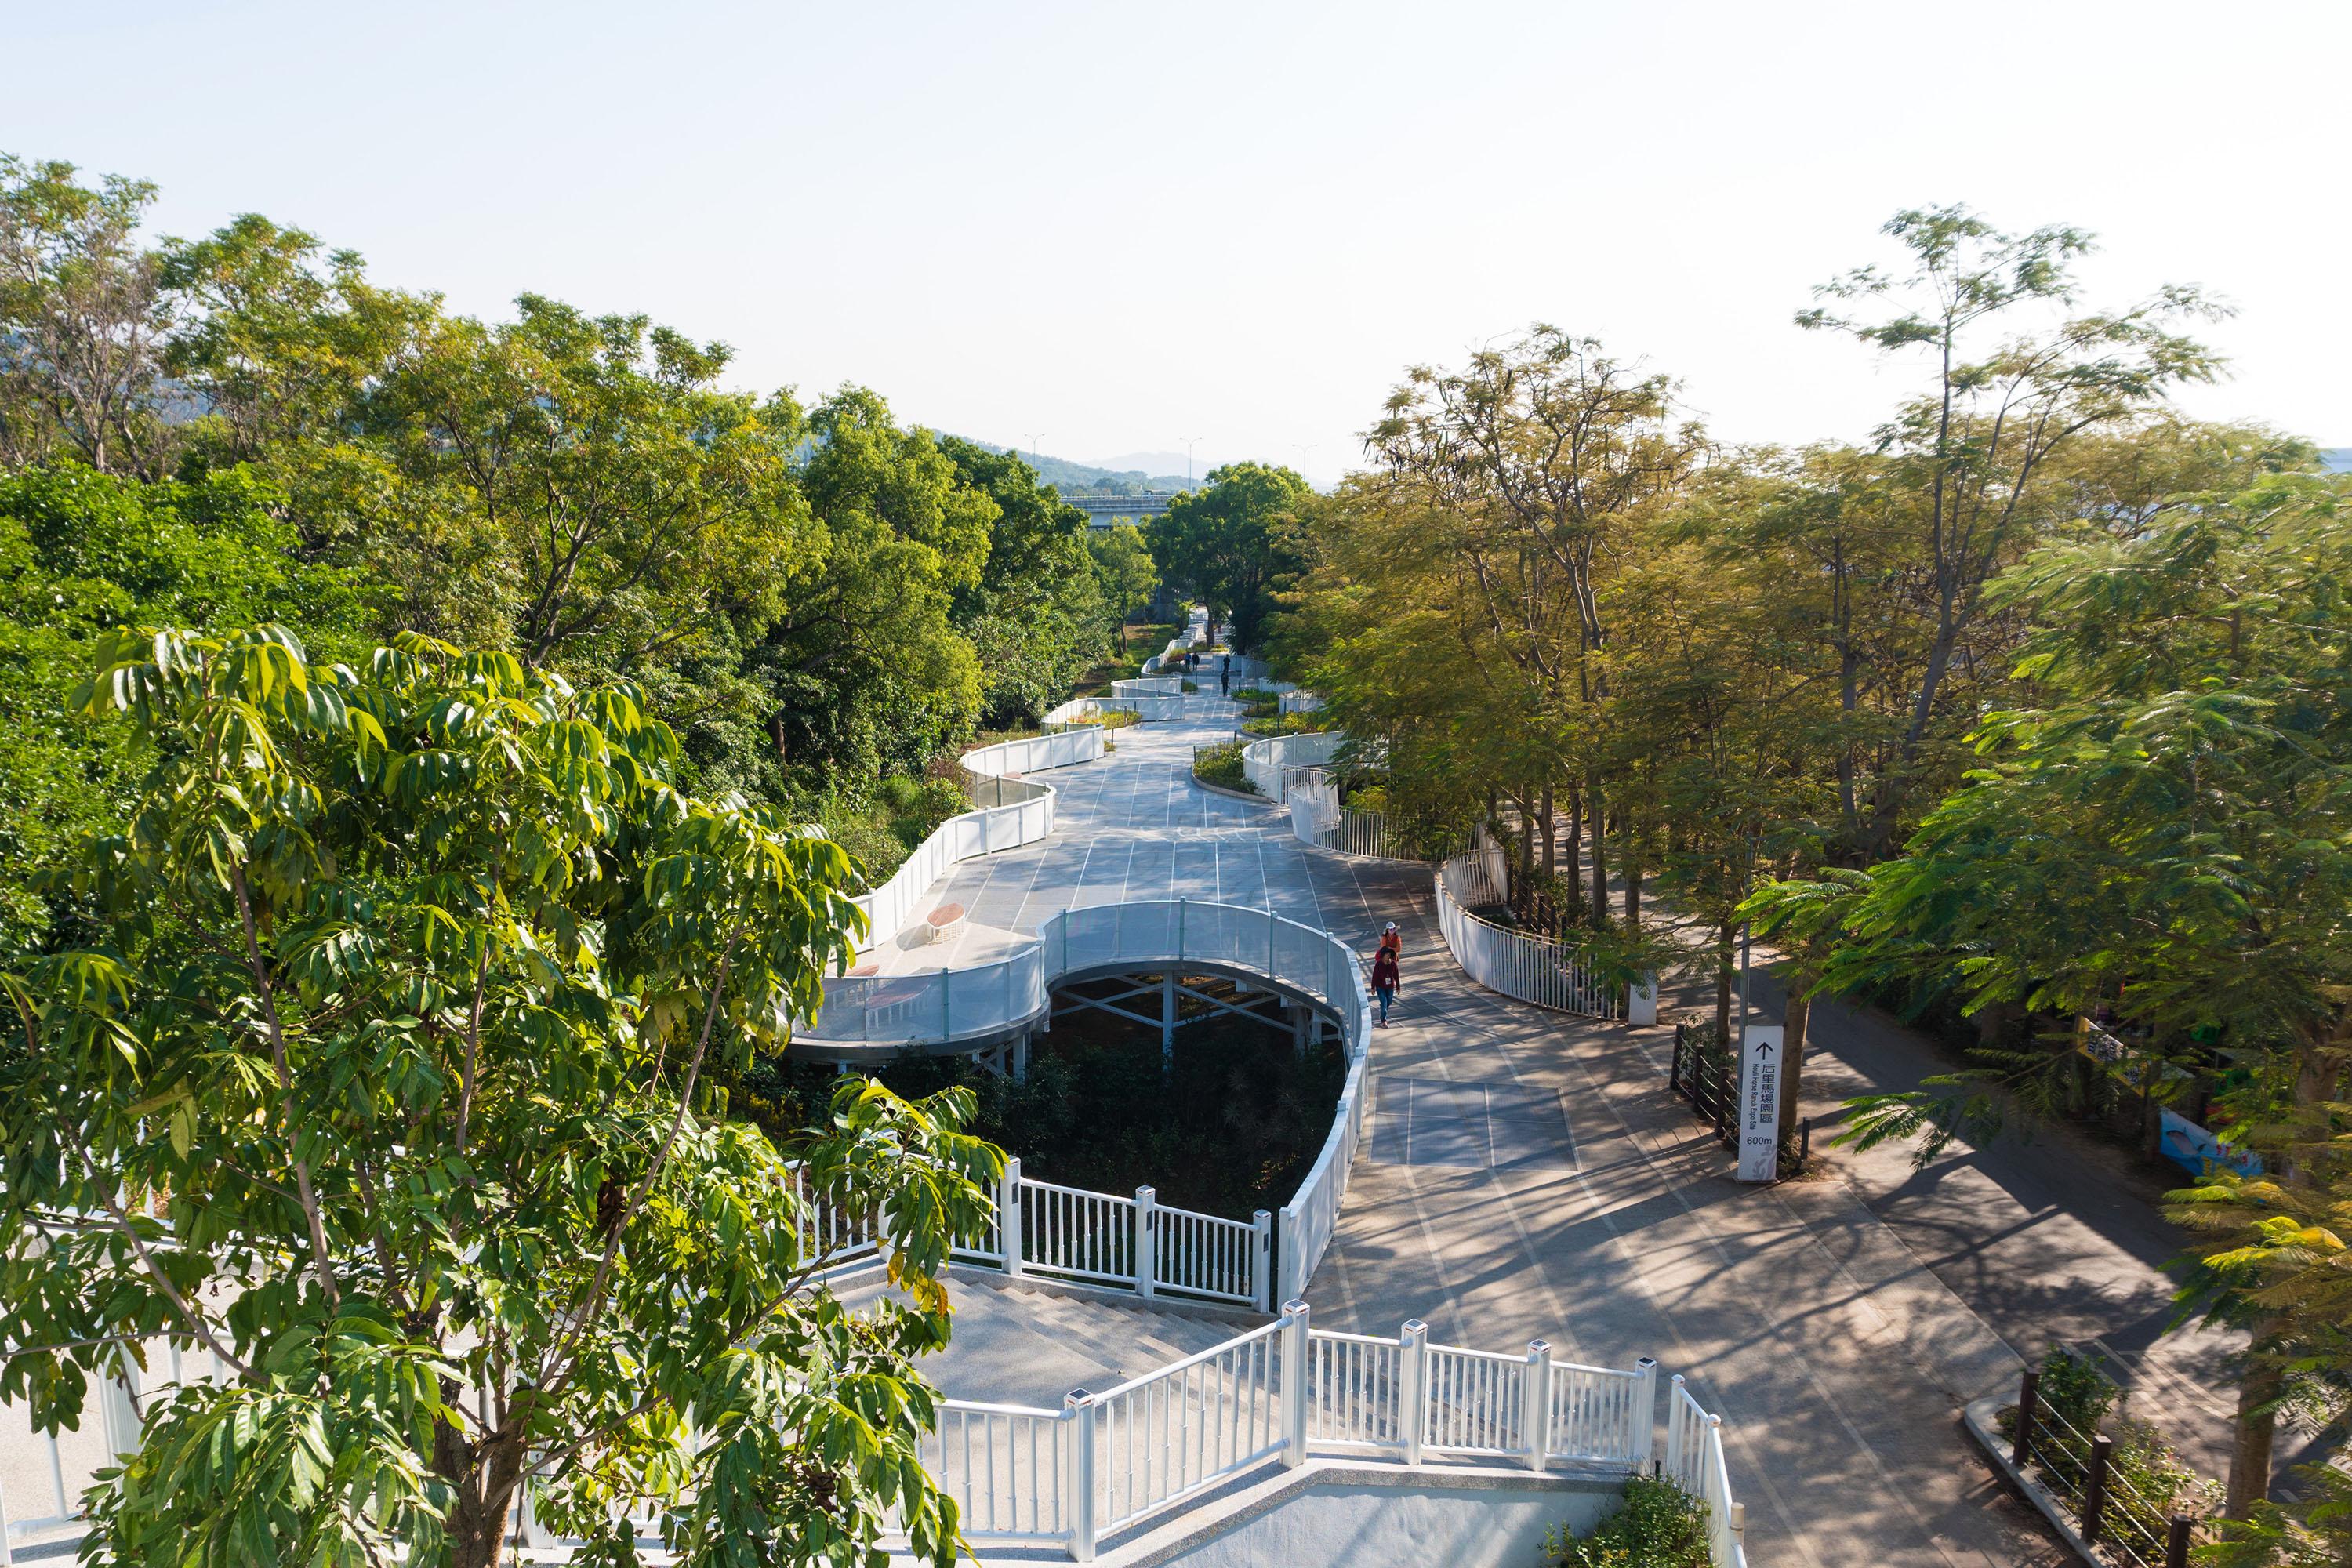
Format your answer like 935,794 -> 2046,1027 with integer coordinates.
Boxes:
847,725 -> 1104,955
1241,730 -> 1345,804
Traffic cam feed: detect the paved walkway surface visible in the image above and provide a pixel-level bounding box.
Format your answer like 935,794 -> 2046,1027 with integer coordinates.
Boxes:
879,681 -> 2252,1566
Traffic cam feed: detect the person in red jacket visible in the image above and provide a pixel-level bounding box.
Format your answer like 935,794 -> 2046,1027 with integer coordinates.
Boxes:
1370,927 -> 1402,1025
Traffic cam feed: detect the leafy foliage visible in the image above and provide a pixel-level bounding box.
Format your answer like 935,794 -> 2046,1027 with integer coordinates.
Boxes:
1541,1473 -> 1711,1568
0,624 -> 999,1566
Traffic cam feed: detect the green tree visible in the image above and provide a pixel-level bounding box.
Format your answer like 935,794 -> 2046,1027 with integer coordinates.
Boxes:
0,624 -> 996,1566
1798,205 -> 2224,855
1087,522 -> 1159,640
0,154 -> 172,476
160,212 -> 441,479
363,295 -> 817,677
1773,475 -> 2352,1512
938,435 -> 1105,728
754,387 -> 985,778
1147,460 -> 1309,652
0,466 -> 378,957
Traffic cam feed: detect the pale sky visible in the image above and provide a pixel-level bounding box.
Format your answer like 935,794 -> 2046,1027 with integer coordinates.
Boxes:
8,0 -> 2347,486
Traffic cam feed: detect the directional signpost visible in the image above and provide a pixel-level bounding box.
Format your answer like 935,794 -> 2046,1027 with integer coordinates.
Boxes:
1737,1025 -> 1784,1182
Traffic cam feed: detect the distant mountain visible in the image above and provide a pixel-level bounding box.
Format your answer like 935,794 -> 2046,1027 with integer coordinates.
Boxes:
1085,451 -> 1209,484
952,438 -> 1194,497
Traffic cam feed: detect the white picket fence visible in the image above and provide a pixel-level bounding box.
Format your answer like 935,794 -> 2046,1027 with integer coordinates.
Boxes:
906,1300 -> 1733,1563
1434,828 -> 1639,1021
794,1155 -> 1272,1311
1665,1377 -> 1749,1568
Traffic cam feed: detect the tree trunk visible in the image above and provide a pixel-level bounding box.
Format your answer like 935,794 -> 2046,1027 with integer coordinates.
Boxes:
1588,775 -> 1609,931
1624,857 -> 1642,932
439,1424 -> 526,1568
2224,1334 -> 2281,1518
1777,989 -> 1809,1149
1538,787 -> 1555,880
1712,923 -> 1735,1048
1562,788 -> 1585,926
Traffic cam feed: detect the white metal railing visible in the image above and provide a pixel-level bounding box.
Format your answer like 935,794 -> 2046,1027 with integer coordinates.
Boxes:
1087,1316 -> 1290,1536
1276,1048 -> 1367,1307
1283,775 -> 1465,865
1240,731 -> 1343,804
1664,1377 -> 1747,1568
926,1399 -> 1067,1541
842,726 -> 1104,963
1304,1328 -> 1406,1452
797,1156 -> 1271,1312
1018,1177 -> 1138,1289
1422,1344 -> 1528,1457
1434,827 -> 1631,1020
803,895 -> 1374,1313
917,1303 -> 1690,1562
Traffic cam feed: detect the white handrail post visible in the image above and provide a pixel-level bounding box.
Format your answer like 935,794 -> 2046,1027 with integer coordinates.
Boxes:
1248,1209 -> 1273,1313
1632,1356 -> 1659,1471
1523,1341 -> 1551,1472
1276,1205 -> 1300,1305
1134,1185 -> 1157,1300
1065,1390 -> 1098,1561
1002,1157 -> 1025,1279
1628,974 -> 1659,1026
1666,1374 -> 1687,1482
1279,1298 -> 1311,1468
1399,1319 -> 1428,1466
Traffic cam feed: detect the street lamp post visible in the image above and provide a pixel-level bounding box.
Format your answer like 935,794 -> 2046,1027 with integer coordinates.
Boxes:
1181,436 -> 1203,484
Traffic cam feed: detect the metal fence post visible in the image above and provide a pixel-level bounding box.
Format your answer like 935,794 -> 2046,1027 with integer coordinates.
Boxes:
1002,1156 -> 1024,1279
2082,1435 -> 2114,1545
2012,1368 -> 2041,1468
1399,1320 -> 1428,1466
1523,1341 -> 1552,1472
1632,1356 -> 1659,1471
1280,1298 -> 1312,1467
1250,1210 -> 1273,1314
1665,1374 -> 1687,1482
1134,1186 -> 1157,1301
1065,1390 -> 1097,1561
1277,1206 -> 1299,1305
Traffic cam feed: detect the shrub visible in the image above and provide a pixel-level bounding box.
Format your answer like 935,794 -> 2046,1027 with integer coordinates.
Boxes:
1996,1348 -> 2221,1551
1543,1475 -> 1711,1568
1192,740 -> 1254,793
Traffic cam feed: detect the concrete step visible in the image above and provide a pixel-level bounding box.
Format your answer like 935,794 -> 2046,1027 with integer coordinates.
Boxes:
836,1266 -> 1259,1410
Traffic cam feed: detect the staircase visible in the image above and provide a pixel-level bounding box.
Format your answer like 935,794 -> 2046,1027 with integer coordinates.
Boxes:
837,1267 -> 1253,1409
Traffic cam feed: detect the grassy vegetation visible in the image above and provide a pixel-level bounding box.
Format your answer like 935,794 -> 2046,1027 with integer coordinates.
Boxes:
1241,710 -> 1323,738
818,773 -> 971,886
1192,740 -> 1254,793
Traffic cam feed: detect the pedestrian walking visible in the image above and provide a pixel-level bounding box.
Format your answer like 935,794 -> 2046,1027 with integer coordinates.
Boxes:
1370,932 -> 1401,1025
